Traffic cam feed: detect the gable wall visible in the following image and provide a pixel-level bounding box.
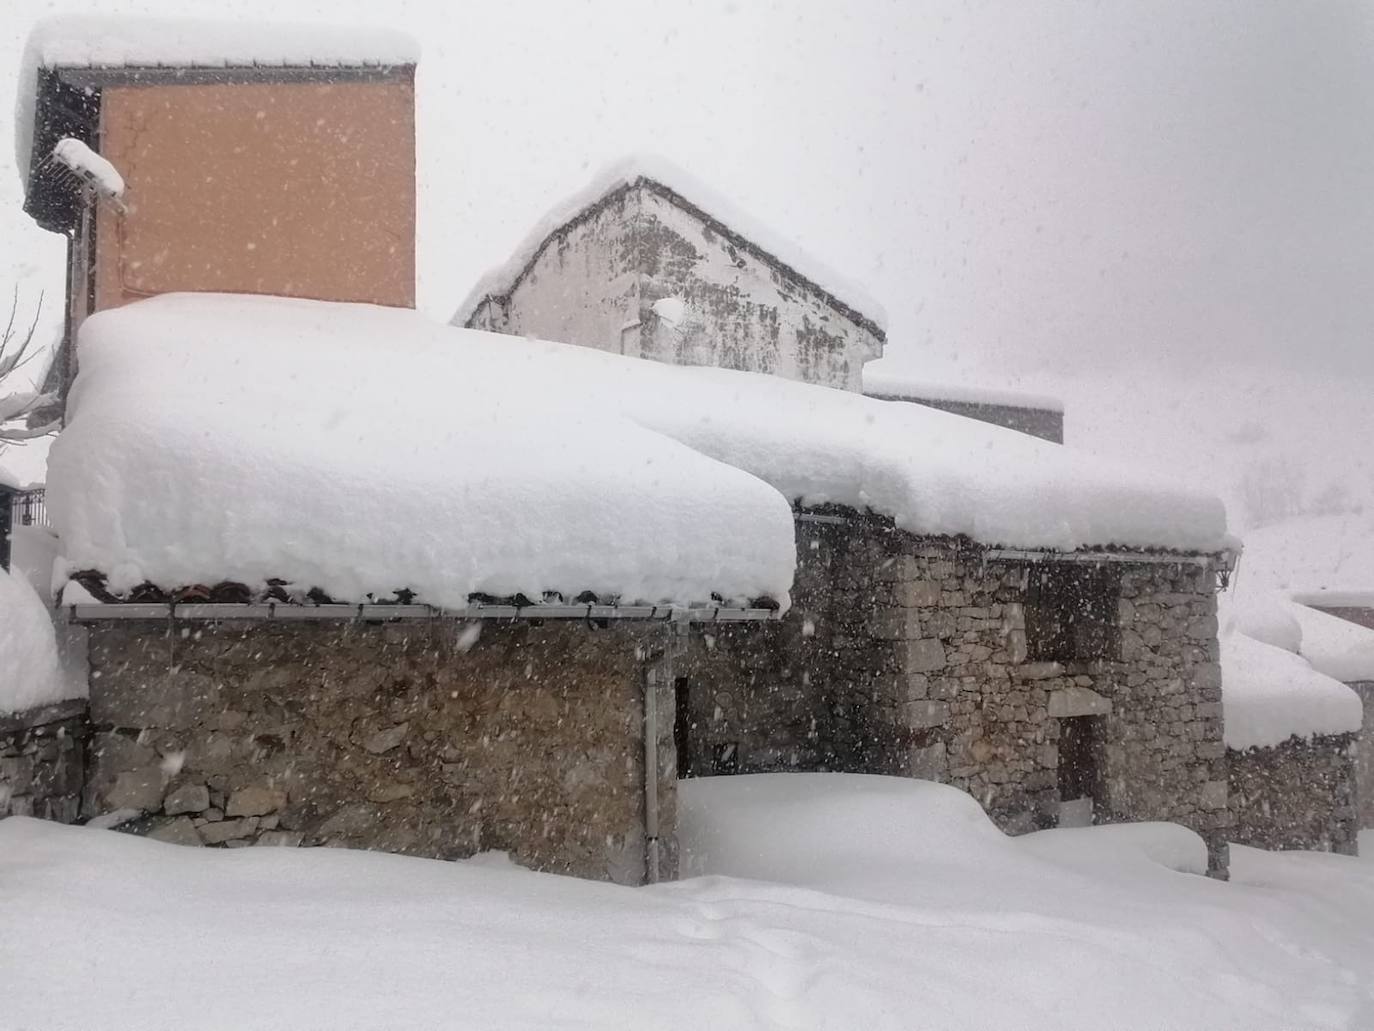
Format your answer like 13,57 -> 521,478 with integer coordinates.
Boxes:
633,191 -> 880,390
488,190 -> 643,354
475,184 -> 883,391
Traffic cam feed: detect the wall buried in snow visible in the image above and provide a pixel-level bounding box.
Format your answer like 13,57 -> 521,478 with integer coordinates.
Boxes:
464,179 -> 884,392
84,620 -> 676,884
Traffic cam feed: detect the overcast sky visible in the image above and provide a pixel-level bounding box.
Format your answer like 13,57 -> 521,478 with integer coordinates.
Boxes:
4,0 -> 1373,383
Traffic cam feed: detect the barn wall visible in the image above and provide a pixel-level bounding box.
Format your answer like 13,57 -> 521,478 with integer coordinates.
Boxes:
83,620 -> 674,884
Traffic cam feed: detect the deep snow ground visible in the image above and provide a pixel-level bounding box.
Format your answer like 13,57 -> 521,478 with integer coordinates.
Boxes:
2,774 -> 1372,1030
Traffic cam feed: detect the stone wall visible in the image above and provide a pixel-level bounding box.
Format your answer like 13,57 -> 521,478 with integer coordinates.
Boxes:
84,619 -> 676,884
694,512 -> 1232,873
1352,681 -> 1374,831
863,531 -> 1230,872
1228,733 -> 1359,854
675,517 -> 842,776
0,699 -> 87,823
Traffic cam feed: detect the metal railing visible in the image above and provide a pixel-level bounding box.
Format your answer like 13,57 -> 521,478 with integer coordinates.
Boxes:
1,488 -> 48,571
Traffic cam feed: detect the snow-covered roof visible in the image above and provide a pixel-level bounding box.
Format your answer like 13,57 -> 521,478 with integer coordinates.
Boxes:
1220,630 -> 1362,750
453,155 -> 888,334
16,15 -> 418,194
863,368 -> 1065,414
1288,604 -> 1374,684
47,294 -> 1229,610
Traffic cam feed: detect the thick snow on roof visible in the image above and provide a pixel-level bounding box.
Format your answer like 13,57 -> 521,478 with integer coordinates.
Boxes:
16,15 -> 418,193
0,568 -> 68,716
47,294 -> 1228,607
48,295 -> 794,608
863,367 -> 1066,413
1224,512 -> 1374,681
453,154 -> 888,331
1220,629 -> 1362,750
1289,604 -> 1374,684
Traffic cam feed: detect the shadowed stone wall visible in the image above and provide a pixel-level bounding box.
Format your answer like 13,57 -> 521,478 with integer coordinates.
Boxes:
1228,733 -> 1359,854
685,512 -> 1233,875
1352,681 -> 1374,831
0,699 -> 86,823
84,620 -> 674,884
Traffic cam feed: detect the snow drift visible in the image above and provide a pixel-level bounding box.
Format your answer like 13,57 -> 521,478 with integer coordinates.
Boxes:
0,567 -> 68,715
48,293 -> 1229,608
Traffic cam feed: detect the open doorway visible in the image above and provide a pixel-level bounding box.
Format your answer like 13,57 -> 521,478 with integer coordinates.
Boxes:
1057,715 -> 1101,827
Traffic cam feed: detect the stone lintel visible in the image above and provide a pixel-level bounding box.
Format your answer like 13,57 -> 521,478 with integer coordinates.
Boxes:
1047,686 -> 1113,719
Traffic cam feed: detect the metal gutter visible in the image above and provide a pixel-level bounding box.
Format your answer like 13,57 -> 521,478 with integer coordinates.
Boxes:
68,601 -> 782,624
984,548 -> 1232,569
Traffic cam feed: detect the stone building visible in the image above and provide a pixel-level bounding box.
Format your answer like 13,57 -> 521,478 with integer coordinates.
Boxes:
7,14 -> 1251,885
456,159 -> 886,392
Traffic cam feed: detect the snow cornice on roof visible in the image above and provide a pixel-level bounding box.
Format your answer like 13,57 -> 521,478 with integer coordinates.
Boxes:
454,156 -> 888,339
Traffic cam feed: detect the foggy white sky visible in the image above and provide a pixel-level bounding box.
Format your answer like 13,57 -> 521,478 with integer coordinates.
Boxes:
3,0 -> 1373,383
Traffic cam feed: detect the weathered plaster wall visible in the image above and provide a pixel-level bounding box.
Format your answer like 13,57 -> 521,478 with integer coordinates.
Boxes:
1228,733 -> 1359,854
469,182 -> 884,391
632,190 -> 880,390
477,188 -> 642,353
84,620 -> 674,884
0,699 -> 86,823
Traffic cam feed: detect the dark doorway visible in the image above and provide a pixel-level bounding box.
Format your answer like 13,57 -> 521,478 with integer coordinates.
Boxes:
1057,715 -> 1100,826
673,676 -> 696,779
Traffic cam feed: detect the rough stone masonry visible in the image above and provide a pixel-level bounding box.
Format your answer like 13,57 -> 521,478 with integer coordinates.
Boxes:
0,699 -> 86,824
82,619 -> 676,884
677,513 -> 1233,875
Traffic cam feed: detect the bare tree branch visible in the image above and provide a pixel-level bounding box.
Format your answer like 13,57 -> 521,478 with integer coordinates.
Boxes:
0,290 -> 61,445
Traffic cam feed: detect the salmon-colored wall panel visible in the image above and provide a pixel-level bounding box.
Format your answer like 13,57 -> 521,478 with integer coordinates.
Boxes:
94,77 -> 415,312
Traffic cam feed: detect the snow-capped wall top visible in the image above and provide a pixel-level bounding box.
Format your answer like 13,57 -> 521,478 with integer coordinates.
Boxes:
47,294 -> 1229,609
863,368 -> 1066,414
16,15 -> 418,194
453,155 -> 888,333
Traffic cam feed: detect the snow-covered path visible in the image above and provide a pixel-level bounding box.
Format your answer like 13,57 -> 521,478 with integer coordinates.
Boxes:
1,776 -> 1371,1030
